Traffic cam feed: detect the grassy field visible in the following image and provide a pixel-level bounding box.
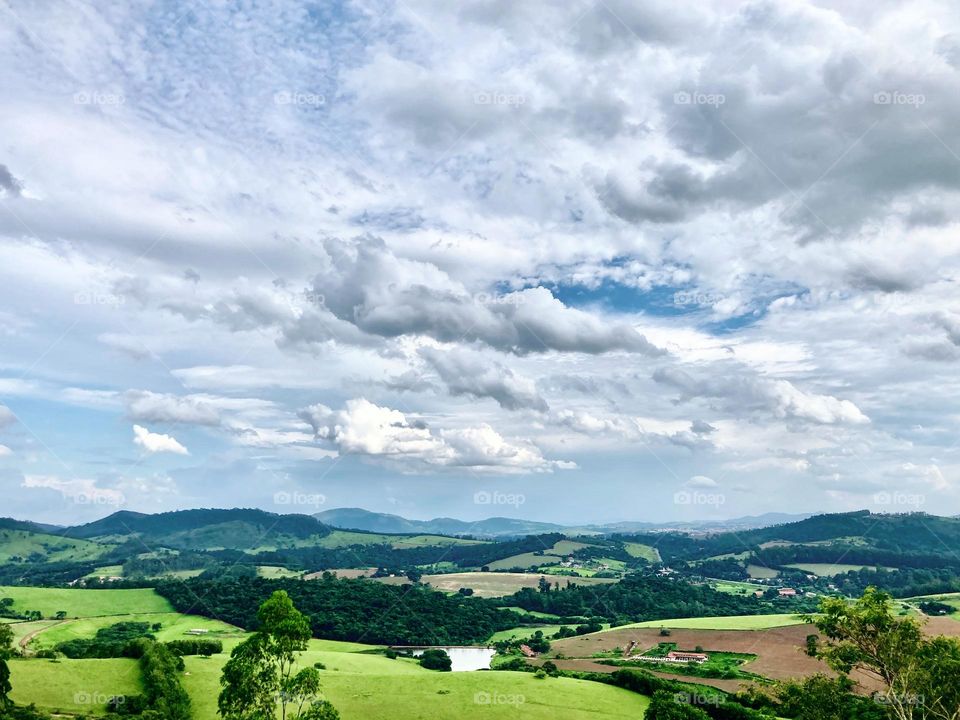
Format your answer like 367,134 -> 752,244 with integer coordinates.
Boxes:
256,565 -> 303,578
180,646 -> 650,720
0,529 -> 110,564
376,572 -> 616,598
315,530 -> 486,550
487,539 -> 602,571
608,614 -> 806,631
0,586 -> 173,617
746,564 -> 779,579
623,542 -> 661,563
26,612 -> 245,650
906,592 -> 960,618
710,579 -> 769,595
785,563 -> 883,576
83,565 -> 124,578
9,658 -> 143,715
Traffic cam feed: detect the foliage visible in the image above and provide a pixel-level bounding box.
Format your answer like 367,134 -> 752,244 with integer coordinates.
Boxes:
54,621 -> 153,658
418,649 -> 452,671
218,590 -> 339,720
136,639 -> 192,720
157,576 -> 516,645
814,587 -> 960,720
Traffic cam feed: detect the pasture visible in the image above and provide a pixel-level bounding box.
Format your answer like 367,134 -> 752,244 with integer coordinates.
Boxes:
376,571 -> 616,598
609,613 -> 806,631
0,529 -> 109,564
25,612 -> 244,650
0,585 -> 173,617
785,563 -> 883,576
9,658 -> 143,715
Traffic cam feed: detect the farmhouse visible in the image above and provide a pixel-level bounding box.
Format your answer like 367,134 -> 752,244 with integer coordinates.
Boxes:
638,650 -> 709,664
778,588 -> 798,597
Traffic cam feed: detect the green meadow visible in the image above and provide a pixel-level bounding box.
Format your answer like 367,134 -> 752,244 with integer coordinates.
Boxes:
26,612 -> 245,650
9,658 -> 144,715
609,613 -> 806,631
0,585 -> 173,617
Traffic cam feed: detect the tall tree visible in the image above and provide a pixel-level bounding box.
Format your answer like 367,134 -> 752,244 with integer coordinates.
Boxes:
0,622 -> 14,710
813,587 -> 960,720
219,590 -> 339,720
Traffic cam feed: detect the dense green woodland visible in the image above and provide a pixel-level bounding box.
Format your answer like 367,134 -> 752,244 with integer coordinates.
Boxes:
157,576 -> 519,645
505,574 -> 770,620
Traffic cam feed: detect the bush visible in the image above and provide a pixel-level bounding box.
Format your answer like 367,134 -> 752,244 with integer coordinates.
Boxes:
419,649 -> 452,671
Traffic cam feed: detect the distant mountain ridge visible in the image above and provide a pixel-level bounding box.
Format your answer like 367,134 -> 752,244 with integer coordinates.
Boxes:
313,507 -> 814,537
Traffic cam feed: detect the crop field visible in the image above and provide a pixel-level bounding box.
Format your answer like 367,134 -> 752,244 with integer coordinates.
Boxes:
609,614 -> 807,631
0,529 -> 110,564
376,572 -> 616,598
0,585 -> 173,617
487,539 -> 601,570
9,658 -> 143,715
548,623 -> 830,684
785,563 -> 883,576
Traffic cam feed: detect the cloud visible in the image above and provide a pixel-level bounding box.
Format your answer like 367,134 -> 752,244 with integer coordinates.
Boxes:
125,391 -> 220,426
0,404 -> 15,428
22,474 -> 124,506
293,237 -> 664,356
0,164 -> 23,198
300,398 -> 570,473
685,475 -> 718,488
653,367 -> 869,425
132,425 -> 189,455
0,445 -> 11,457
420,347 -> 549,411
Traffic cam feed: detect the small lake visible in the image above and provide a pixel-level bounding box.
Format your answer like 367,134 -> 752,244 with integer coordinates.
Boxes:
408,646 -> 496,671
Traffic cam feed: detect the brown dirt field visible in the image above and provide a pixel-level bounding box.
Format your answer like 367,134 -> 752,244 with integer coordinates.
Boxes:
549,624 -> 828,681
922,616 -> 960,637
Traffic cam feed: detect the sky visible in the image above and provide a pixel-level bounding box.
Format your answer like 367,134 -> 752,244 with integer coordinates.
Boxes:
1,0 -> 959,526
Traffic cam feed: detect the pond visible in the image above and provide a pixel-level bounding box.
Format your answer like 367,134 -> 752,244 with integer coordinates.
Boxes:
409,646 -> 496,671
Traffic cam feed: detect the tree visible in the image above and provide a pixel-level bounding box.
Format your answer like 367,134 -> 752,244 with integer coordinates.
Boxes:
0,621 -> 13,710
644,690 -> 710,720
54,610 -> 67,620
418,649 -> 452,671
219,590 -> 339,720
813,587 -> 960,720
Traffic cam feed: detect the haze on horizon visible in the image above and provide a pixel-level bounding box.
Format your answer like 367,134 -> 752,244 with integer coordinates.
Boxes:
1,0 -> 959,525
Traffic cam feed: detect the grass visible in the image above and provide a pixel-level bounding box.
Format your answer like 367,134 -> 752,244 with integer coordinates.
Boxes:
709,579 -> 769,595
0,586 -> 173,617
375,572 -> 616,598
615,645 -> 759,681
9,657 -> 143,715
315,530 -> 486,550
785,563 -> 884,576
905,592 -> 960,618
623,542 -> 661,563
83,565 -> 124,578
487,552 -> 561,570
608,614 -> 807,631
256,565 -> 303,579
746,564 -> 779,579
27,612 -> 245,650
487,624 -> 574,643
181,648 -> 650,720
0,529 -> 110,564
